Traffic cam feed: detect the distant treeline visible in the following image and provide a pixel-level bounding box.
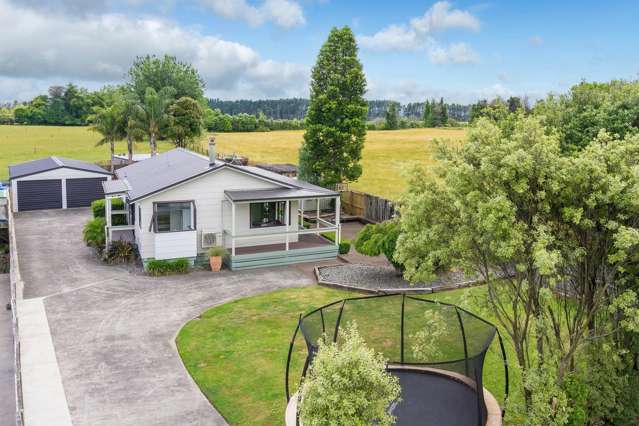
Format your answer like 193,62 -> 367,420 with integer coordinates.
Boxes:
209,98 -> 472,122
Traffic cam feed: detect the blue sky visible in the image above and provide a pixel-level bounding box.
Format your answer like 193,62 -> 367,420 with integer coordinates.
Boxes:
0,0 -> 637,103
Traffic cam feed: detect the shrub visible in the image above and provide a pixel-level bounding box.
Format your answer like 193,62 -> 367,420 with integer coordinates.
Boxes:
91,198 -> 127,225
207,246 -> 227,257
354,219 -> 403,274
298,323 -> 401,426
146,258 -> 190,276
106,241 -> 137,264
320,232 -> 350,254
338,240 -> 351,255
83,217 -> 106,249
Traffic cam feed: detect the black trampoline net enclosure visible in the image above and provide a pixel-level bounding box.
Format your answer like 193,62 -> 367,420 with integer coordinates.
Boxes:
285,293 -> 509,426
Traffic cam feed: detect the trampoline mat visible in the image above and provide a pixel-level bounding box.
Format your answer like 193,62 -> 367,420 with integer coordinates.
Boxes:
389,369 -> 482,426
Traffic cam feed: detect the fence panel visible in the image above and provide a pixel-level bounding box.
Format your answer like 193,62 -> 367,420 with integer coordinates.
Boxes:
340,190 -> 396,223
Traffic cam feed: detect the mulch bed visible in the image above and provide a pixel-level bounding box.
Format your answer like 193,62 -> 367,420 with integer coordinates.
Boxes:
316,263 -> 485,294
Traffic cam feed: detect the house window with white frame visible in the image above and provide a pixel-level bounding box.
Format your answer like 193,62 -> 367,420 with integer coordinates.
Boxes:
154,201 -> 194,232
250,201 -> 287,228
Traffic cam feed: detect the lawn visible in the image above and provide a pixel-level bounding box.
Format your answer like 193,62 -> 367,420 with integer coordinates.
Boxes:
0,126 -> 465,199
176,285 -> 524,426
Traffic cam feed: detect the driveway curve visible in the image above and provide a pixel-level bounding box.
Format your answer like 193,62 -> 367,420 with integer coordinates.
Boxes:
15,209 -> 316,425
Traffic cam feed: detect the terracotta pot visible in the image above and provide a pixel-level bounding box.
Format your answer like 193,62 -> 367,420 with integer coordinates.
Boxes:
209,256 -> 222,272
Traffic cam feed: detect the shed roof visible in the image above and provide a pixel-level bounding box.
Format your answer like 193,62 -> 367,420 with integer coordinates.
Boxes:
9,156 -> 111,179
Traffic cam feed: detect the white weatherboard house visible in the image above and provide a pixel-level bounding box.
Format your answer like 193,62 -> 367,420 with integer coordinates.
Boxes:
102,140 -> 341,270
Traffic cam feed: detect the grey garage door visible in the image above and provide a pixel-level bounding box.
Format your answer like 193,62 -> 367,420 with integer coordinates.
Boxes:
17,179 -> 62,211
66,177 -> 107,208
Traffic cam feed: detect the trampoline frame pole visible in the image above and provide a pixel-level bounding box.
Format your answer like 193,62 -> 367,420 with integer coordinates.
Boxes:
333,300 -> 346,342
285,315 -> 302,402
455,307 -> 470,377
400,294 -> 406,364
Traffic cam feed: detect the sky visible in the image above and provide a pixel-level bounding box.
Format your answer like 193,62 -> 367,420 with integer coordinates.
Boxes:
1,0 -> 638,104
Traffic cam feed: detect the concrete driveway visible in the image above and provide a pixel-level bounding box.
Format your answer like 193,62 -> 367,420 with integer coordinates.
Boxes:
14,209 -> 317,425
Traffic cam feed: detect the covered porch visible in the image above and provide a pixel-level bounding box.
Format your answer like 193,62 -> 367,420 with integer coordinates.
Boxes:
103,180 -> 135,247
222,188 -> 341,270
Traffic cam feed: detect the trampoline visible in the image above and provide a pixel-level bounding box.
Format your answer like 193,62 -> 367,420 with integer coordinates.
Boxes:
285,293 -> 509,426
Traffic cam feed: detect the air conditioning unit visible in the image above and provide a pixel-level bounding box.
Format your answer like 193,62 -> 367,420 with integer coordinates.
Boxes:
201,230 -> 221,248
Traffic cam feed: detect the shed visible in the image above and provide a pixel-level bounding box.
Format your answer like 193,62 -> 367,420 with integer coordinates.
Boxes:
9,157 -> 112,212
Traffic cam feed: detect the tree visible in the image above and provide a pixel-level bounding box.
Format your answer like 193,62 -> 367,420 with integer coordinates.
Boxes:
166,97 -> 203,148
395,116 -> 639,420
533,79 -> 639,153
354,219 -> 403,274
118,90 -> 145,163
384,102 -> 399,130
137,87 -> 176,156
298,323 -> 401,426
128,55 -> 205,102
422,100 -> 433,127
89,102 -> 125,172
298,26 -> 368,187
439,97 -> 448,126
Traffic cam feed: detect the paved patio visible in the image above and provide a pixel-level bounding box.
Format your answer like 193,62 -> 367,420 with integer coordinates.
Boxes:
14,208 -> 322,425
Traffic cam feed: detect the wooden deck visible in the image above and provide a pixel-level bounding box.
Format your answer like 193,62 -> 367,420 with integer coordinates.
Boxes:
234,233 -> 334,255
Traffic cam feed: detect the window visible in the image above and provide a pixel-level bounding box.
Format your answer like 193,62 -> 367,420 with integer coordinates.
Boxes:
250,201 -> 287,228
154,202 -> 194,232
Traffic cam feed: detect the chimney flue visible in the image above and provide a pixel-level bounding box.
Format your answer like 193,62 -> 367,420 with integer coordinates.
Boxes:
208,136 -> 216,165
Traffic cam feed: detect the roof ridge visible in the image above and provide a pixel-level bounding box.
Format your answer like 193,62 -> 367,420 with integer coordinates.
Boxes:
51,156 -> 63,166
180,147 -> 211,162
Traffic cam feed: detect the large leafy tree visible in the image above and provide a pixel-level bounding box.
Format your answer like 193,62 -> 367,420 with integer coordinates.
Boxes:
137,87 -> 176,156
395,116 -> 639,421
128,55 -> 205,102
298,26 -> 368,188
166,96 -> 203,148
533,79 -> 639,152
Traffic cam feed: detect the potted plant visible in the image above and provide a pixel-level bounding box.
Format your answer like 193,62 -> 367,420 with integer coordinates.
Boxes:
207,246 -> 227,272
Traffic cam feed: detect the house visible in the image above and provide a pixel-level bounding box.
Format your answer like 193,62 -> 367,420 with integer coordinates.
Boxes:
102,139 -> 341,270
8,157 -> 112,211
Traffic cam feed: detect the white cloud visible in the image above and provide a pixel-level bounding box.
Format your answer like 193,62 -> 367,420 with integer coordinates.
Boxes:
359,1 -> 480,64
410,1 -> 479,34
427,42 -> 479,64
0,0 -> 309,101
529,35 -> 543,46
199,0 -> 305,29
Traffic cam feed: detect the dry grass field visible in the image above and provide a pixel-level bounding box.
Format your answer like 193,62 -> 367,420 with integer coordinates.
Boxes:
211,128 -> 465,199
0,126 -> 466,199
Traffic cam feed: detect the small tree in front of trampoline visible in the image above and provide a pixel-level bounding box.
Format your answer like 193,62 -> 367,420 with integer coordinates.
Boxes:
298,323 -> 401,426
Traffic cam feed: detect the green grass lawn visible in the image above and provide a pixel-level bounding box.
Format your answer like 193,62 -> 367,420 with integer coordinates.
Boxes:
176,285 -> 524,426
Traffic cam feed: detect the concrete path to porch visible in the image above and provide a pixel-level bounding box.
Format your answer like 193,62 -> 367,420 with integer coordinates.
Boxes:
14,208 -> 321,425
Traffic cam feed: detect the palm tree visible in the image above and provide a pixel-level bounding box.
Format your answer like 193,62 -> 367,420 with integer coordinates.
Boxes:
137,87 -> 176,156
119,91 -> 145,163
89,103 -> 124,173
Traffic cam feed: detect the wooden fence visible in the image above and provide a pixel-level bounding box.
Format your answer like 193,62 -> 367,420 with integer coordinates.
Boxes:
340,190 -> 396,223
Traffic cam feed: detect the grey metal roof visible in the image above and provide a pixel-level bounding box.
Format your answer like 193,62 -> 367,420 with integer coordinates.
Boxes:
112,153 -> 152,162
102,179 -> 129,195
225,187 -> 336,202
9,156 -> 111,179
115,148 -> 337,201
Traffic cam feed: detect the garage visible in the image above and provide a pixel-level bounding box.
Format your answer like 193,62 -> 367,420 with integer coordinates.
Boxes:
9,156 -> 112,212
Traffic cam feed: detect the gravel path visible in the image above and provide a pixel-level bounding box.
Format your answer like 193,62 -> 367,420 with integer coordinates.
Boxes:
318,263 -> 480,291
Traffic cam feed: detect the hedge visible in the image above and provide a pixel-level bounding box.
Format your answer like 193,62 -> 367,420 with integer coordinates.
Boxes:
146,258 -> 190,276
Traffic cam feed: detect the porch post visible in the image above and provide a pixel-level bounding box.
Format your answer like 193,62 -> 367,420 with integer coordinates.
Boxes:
300,199 -> 304,229
285,200 -> 290,251
231,202 -> 236,256
316,198 -> 320,229
335,196 -> 341,245
105,196 -> 112,248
